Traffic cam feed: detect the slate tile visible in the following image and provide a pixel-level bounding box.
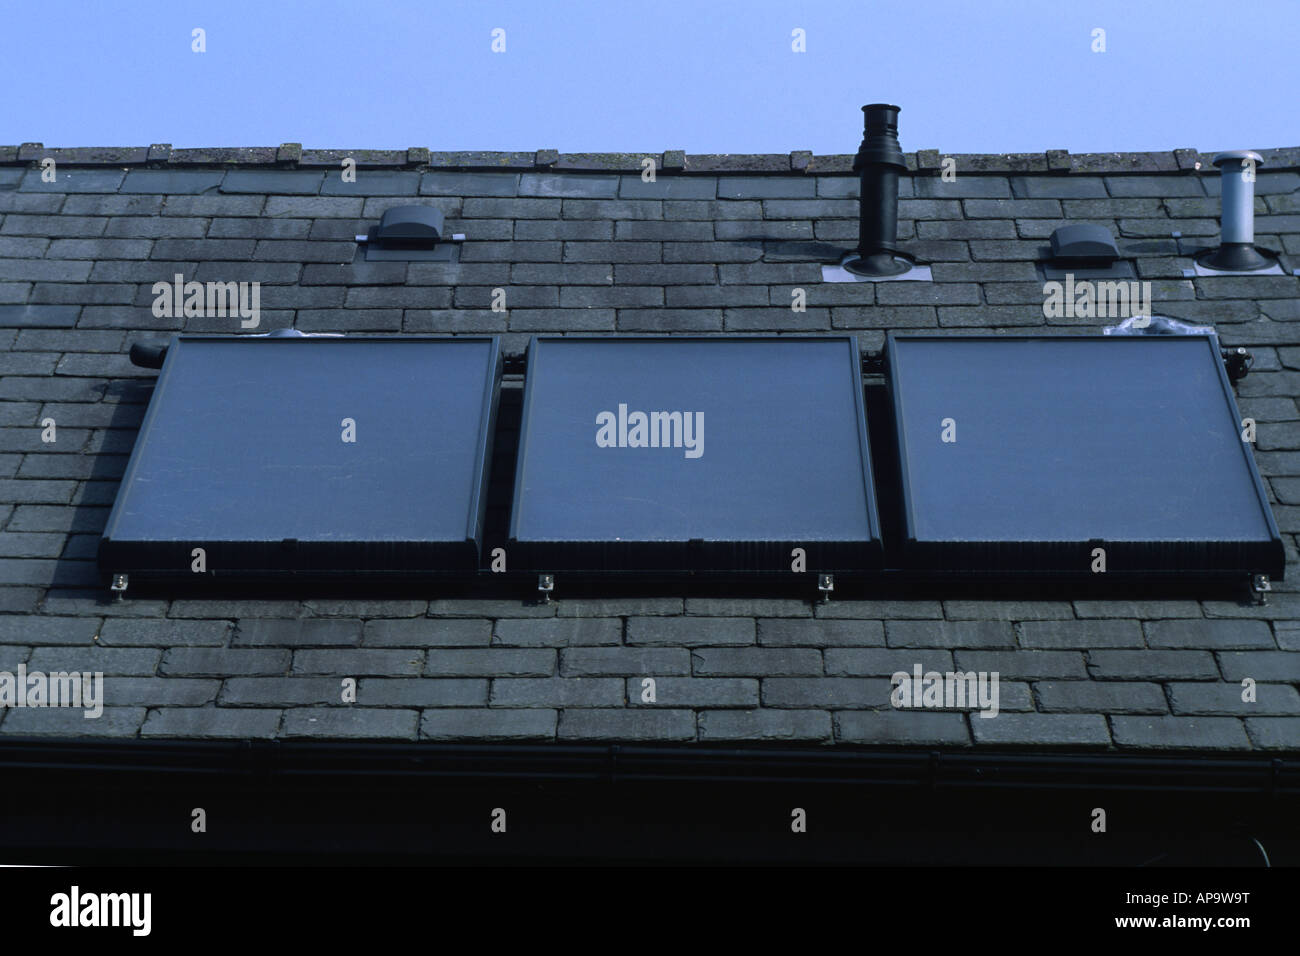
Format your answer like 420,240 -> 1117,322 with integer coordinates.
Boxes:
283,707 -> 418,739
1018,620 -> 1144,648
105,677 -> 220,707
142,708 -> 281,738
1215,651 -> 1300,681
98,619 -> 231,647
491,619 -> 621,647
19,169 -> 124,193
356,678 -> 487,707
265,196 -> 364,218
0,305 -> 80,327
836,710 -> 971,745
1087,650 -> 1218,680
626,676 -> 757,707
236,619 -> 362,647
557,709 -> 694,740
1167,681 -> 1300,715
758,620 -> 882,646
426,648 -> 555,677
954,649 -> 1086,679
1110,715 -> 1250,749
221,170 -> 324,194
619,176 -> 717,200
1245,717 -> 1300,749
1012,177 -> 1107,198
27,646 -> 160,676
292,648 -> 422,676
698,709 -> 831,741
1103,176 -> 1205,197
886,621 -> 1016,649
972,713 -> 1110,746
1144,619 -> 1273,649
0,615 -> 102,645
162,195 -> 265,217
626,617 -> 754,647
761,676 -> 890,708
420,172 -> 519,197
519,174 -> 618,198
363,618 -> 490,647
564,241 -> 659,263
717,177 -> 816,199
320,170 -> 421,195
1034,680 -> 1169,714
0,707 -> 145,737
515,220 -> 609,240
120,170 -> 225,194
158,648 -> 284,677
421,708 -> 556,740
490,677 -> 624,707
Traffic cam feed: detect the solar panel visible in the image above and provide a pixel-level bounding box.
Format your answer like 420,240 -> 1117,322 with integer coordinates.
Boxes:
885,334 -> 1284,577
100,335 -> 501,579
508,336 -> 882,572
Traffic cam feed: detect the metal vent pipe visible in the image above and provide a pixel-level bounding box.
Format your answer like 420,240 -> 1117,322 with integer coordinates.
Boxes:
845,103 -> 908,277
1201,150 -> 1272,272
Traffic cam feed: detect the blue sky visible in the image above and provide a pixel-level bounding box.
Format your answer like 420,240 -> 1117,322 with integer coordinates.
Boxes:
3,0 -> 1295,154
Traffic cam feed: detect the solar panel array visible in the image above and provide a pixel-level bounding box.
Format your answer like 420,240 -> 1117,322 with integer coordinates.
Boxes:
99,332 -> 1285,587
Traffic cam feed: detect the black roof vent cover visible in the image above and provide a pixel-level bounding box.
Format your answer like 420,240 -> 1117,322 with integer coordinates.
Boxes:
1043,223 -> 1133,280
363,205 -> 455,261
1049,223 -> 1120,263
377,205 -> 444,243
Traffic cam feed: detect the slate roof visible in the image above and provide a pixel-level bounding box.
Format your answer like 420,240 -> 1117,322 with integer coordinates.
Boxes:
2,144 -> 1300,756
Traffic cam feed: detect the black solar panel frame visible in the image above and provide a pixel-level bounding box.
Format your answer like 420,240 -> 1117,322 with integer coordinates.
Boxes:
98,334 -> 502,580
884,332 -> 1285,579
507,334 -> 885,574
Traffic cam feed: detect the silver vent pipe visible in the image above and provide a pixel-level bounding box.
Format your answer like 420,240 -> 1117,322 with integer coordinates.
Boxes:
1200,149 -> 1271,272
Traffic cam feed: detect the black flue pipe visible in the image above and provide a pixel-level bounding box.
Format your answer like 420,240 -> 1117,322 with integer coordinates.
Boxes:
846,103 -> 908,277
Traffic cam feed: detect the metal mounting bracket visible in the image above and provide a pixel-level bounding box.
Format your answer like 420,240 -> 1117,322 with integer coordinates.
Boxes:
538,573 -> 555,605
110,572 -> 129,601
818,573 -> 834,603
1251,573 -> 1271,606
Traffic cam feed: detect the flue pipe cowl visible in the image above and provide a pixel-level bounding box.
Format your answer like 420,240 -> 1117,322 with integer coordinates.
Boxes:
845,103 -> 909,277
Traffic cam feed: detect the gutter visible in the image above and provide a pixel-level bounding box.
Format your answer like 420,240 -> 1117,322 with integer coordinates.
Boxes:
0,738 -> 1295,795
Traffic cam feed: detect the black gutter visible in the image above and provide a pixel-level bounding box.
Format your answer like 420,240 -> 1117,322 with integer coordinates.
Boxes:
1,738 -> 1295,795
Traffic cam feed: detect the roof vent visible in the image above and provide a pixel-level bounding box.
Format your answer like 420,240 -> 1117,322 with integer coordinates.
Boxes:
841,104 -> 912,278
1042,223 -> 1133,280
1196,150 -> 1275,273
357,205 -> 465,261
1049,224 -> 1119,264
